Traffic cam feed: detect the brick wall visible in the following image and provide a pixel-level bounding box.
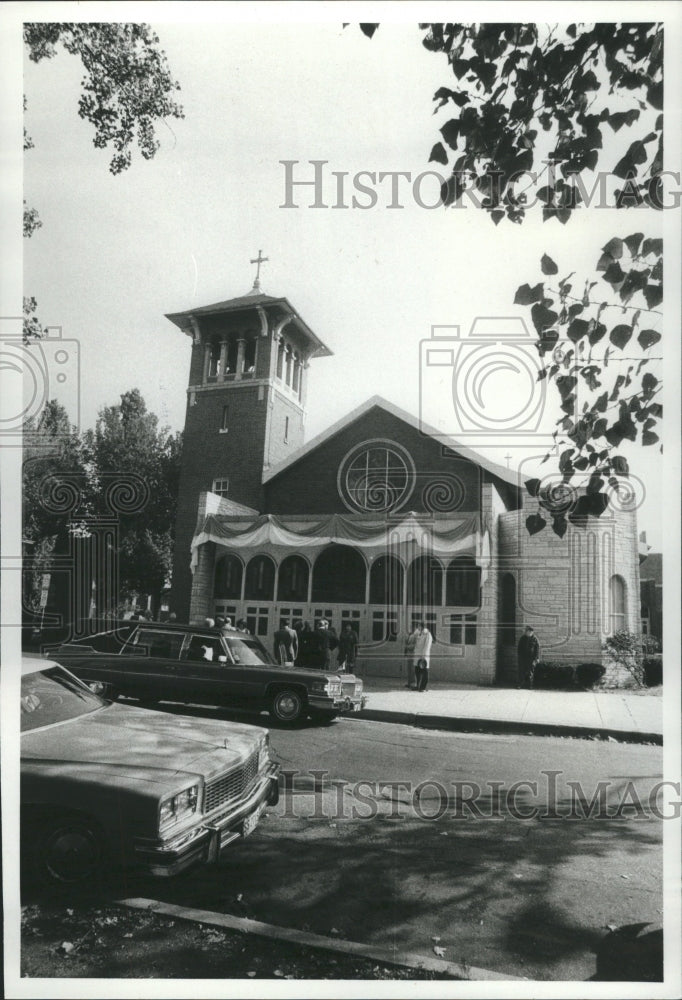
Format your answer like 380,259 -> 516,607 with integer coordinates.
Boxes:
172,382 -> 309,615
264,387 -> 307,472
265,406 -> 514,514
171,383 -> 270,618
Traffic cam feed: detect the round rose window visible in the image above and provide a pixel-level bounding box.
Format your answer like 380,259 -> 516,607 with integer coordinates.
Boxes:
339,441 -> 415,512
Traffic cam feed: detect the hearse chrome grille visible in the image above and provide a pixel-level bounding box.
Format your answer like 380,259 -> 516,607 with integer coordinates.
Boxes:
203,749 -> 259,814
341,678 -> 357,698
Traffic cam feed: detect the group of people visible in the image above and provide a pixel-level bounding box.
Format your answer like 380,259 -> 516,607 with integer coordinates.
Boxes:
206,615 -> 251,633
272,618 -> 358,673
127,610 -> 178,623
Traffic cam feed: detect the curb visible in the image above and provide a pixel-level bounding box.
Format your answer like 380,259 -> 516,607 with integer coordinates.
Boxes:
118,897 -> 526,982
351,710 -> 662,745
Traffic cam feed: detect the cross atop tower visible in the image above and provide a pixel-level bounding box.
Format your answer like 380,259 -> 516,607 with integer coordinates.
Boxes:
249,249 -> 269,293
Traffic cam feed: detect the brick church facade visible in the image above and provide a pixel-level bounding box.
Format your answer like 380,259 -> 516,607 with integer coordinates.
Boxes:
167,283 -> 641,685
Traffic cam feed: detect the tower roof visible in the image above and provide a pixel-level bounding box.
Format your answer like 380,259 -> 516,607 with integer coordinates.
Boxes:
165,293 -> 332,358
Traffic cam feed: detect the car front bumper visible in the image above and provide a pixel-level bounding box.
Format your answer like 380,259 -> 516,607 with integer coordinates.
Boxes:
308,693 -> 366,714
134,762 -> 280,876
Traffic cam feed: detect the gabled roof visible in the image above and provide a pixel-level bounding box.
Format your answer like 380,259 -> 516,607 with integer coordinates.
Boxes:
165,293 -> 332,358
262,395 -> 521,488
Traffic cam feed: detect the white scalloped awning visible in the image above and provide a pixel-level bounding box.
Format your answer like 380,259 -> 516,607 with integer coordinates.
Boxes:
190,513 -> 491,581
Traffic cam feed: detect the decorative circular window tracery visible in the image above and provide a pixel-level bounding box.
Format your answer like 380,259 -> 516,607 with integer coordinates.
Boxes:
338,440 -> 415,513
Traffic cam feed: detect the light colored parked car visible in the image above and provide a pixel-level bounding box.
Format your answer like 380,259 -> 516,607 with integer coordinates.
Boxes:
20,656 -> 279,883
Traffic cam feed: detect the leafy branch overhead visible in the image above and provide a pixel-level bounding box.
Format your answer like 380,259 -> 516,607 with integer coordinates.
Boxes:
24,22 -> 184,175
23,23 -> 184,342
355,21 -> 663,538
419,22 -> 662,221
516,238 -> 661,537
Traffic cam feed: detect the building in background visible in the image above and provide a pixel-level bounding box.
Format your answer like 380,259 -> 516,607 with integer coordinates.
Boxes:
639,540 -> 662,648
168,280 -> 641,684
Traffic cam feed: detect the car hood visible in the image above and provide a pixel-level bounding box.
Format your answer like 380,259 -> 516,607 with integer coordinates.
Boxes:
21,703 -> 266,784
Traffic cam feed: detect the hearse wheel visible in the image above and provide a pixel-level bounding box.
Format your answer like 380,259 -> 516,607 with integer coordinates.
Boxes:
270,688 -> 305,724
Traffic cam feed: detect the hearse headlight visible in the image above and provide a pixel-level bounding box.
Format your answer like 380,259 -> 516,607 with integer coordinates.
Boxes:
258,733 -> 270,771
325,678 -> 342,696
159,784 -> 200,831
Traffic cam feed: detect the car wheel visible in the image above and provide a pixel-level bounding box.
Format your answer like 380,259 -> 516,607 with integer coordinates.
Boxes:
36,816 -> 106,884
269,688 -> 305,724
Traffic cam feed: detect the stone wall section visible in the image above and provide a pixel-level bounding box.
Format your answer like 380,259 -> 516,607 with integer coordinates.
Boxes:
498,489 -> 640,679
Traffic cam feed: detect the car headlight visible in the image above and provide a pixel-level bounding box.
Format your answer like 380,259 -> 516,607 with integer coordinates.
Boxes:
324,678 -> 342,696
258,733 -> 270,772
159,784 -> 200,832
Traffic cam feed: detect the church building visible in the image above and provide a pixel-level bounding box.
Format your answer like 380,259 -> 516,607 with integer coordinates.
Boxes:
167,270 -> 641,685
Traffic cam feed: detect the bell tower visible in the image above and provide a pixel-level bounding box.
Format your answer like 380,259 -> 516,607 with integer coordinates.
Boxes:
166,263 -> 332,618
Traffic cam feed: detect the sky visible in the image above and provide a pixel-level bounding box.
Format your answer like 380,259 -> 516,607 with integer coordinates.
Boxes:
15,7 -> 674,550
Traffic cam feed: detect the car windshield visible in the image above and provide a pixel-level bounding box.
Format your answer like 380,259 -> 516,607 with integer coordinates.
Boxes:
224,636 -> 273,666
21,667 -> 106,732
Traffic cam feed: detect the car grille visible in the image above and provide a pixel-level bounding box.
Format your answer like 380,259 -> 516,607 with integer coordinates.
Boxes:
203,749 -> 259,814
341,678 -> 357,698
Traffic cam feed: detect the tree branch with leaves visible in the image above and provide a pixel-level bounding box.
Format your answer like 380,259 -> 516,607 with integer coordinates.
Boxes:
23,22 -> 184,342
355,20 -> 664,535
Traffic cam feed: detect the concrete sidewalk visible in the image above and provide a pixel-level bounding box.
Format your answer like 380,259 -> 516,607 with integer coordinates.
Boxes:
355,680 -> 663,744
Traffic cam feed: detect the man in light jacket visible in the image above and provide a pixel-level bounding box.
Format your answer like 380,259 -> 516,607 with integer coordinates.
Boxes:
414,622 -> 433,692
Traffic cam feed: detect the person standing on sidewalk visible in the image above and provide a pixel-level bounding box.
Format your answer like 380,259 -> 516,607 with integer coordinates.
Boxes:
517,625 -> 540,688
273,619 -> 298,665
310,618 -> 336,670
337,623 -> 358,672
403,624 -> 420,689
414,622 -> 433,692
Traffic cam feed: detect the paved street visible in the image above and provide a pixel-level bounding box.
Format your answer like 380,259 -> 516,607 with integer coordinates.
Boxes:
30,706 -> 662,982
